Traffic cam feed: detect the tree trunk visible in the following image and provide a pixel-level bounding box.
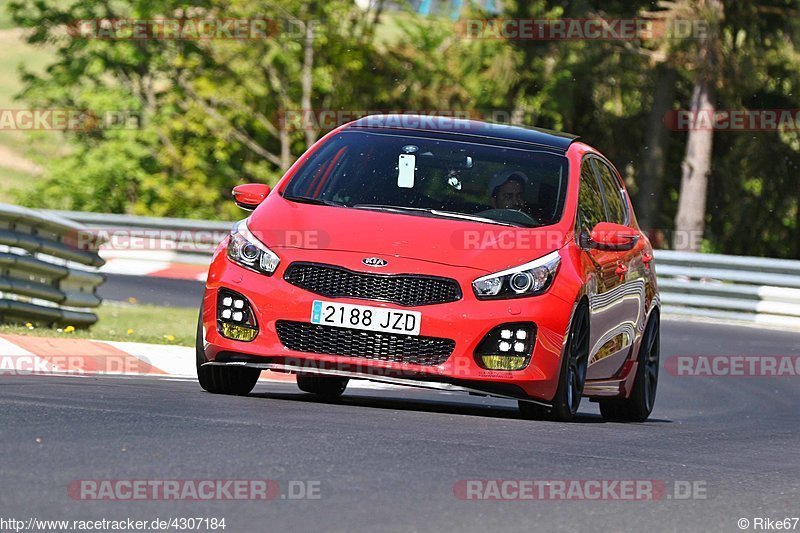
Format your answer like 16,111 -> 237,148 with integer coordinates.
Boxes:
280,121 -> 291,171
301,18 -> 316,150
673,0 -> 721,252
637,63 -> 676,232
673,78 -> 714,251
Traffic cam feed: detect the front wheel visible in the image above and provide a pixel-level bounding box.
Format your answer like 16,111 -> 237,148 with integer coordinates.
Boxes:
196,306 -> 260,395
519,301 -> 590,422
600,312 -> 660,422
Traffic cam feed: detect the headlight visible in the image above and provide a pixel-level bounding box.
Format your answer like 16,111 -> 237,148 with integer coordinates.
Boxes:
472,251 -> 561,299
226,220 -> 280,275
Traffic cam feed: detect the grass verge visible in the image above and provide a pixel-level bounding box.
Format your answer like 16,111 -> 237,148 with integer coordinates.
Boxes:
0,303 -> 198,347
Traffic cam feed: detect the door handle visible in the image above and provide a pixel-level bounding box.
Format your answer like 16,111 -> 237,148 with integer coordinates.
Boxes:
615,261 -> 628,281
642,252 -> 653,272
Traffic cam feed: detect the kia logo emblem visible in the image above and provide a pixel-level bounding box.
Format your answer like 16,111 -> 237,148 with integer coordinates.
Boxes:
362,257 -> 388,267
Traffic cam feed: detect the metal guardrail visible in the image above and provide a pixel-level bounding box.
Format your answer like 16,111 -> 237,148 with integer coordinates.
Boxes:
44,209 -> 233,266
0,205 -> 105,327
655,250 -> 800,328
44,209 -> 234,233
47,209 -> 800,328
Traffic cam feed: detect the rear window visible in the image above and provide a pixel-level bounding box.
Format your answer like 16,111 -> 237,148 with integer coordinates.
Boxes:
577,158 -> 605,232
592,159 -> 628,225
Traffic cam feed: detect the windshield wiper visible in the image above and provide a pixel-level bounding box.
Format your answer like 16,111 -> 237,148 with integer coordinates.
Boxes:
352,204 -> 519,227
430,210 -> 520,227
283,194 -> 344,207
352,204 -> 431,214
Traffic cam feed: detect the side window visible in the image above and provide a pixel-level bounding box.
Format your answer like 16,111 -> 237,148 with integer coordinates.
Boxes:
577,159 -> 605,234
592,159 -> 628,225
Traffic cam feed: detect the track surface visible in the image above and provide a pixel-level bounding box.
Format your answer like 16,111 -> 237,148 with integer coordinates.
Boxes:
98,274 -> 204,308
1,320 -> 799,532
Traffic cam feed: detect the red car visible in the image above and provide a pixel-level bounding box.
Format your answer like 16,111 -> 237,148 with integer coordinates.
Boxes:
197,115 -> 660,422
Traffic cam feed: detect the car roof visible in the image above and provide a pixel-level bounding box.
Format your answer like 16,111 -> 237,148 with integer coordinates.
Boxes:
345,114 -> 579,152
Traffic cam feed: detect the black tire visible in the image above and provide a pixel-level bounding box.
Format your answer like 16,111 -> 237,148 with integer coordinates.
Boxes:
296,374 -> 349,399
519,301 -> 590,422
600,312 -> 660,422
196,306 -> 260,395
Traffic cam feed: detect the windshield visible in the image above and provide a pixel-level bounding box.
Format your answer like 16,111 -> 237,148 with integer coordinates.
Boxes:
283,130 -> 569,227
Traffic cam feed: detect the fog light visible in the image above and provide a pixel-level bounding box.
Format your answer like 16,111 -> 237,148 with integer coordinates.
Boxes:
474,323 -> 536,371
217,289 -> 258,342
220,322 -> 258,342
481,355 -> 527,371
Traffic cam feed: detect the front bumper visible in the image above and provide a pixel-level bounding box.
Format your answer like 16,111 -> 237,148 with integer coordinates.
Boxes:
201,245 -> 576,402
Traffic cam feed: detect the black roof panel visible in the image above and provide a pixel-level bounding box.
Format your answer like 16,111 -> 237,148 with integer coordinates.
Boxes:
347,114 -> 578,151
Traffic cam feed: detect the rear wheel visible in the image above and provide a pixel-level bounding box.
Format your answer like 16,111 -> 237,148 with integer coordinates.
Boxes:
196,306 -> 260,395
297,374 -> 349,399
519,301 -> 590,422
600,313 -> 660,422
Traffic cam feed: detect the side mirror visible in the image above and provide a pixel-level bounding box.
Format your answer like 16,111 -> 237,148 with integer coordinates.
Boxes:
232,183 -> 270,211
583,222 -> 639,251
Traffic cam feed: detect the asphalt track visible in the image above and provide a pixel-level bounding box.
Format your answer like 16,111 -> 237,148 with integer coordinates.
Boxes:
1,312 -> 799,532
98,274 -> 204,308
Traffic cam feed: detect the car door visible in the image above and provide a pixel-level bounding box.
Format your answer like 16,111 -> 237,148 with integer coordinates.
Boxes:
584,156 -> 646,380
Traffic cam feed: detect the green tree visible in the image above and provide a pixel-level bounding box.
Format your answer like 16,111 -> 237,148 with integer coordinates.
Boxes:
11,0 -> 395,218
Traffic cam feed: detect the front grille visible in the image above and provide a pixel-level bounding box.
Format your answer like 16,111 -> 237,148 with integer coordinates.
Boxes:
275,320 -> 455,366
283,262 -> 461,307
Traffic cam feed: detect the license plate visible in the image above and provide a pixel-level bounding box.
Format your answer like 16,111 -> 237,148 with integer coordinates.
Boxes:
310,300 -> 421,336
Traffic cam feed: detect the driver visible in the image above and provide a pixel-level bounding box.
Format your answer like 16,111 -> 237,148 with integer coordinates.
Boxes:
489,169 -> 529,210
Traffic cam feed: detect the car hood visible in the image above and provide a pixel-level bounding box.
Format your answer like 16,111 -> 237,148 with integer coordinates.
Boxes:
247,195 -> 569,274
